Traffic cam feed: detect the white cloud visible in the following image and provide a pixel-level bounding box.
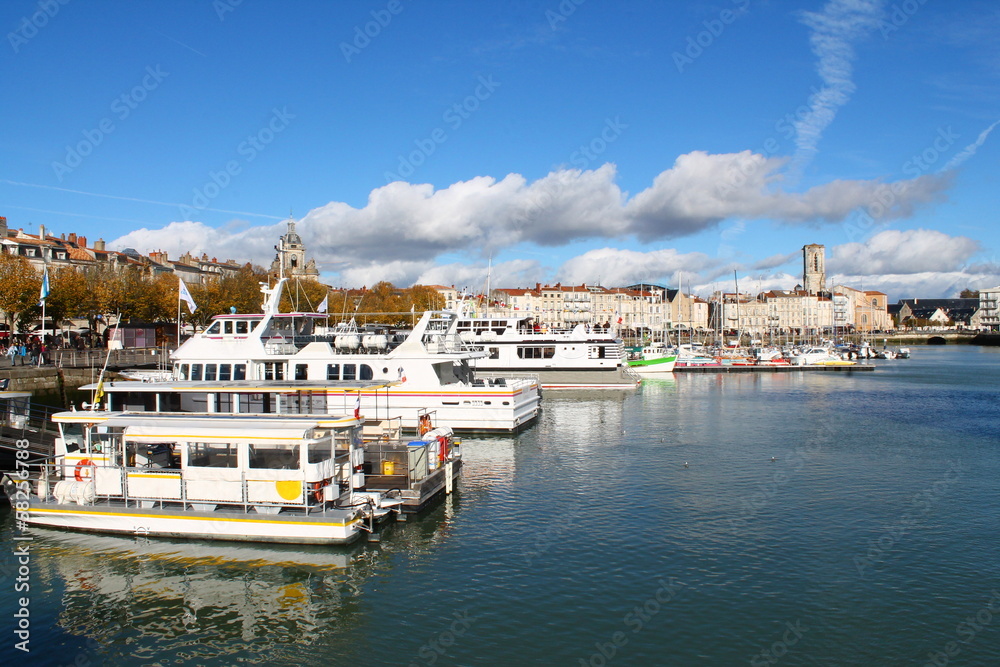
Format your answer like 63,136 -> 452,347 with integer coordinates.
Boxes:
556,247 -> 716,286
941,119 -> 1000,171
793,0 -> 886,171
829,229 -> 981,275
110,151 -> 952,287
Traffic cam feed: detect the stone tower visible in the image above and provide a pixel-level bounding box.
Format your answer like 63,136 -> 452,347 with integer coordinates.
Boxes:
271,216 -> 319,279
803,244 -> 825,295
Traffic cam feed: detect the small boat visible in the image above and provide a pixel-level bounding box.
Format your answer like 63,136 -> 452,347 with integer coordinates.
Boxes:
627,342 -> 678,375
791,347 -> 857,366
896,347 -> 911,359
2,409 -> 461,545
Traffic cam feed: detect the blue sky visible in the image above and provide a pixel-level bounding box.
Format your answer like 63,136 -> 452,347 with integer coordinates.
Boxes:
3,0 -> 999,299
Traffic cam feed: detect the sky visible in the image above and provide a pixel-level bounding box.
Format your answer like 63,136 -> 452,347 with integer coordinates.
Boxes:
2,0 -> 999,300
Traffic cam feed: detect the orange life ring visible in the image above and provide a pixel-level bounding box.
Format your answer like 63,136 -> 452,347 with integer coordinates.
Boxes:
74,458 -> 95,482
312,481 -> 324,503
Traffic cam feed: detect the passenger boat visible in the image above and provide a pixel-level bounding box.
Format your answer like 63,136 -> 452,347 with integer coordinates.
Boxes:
1,409 -> 461,545
626,342 -> 678,376
454,316 -> 638,389
94,278 -> 541,433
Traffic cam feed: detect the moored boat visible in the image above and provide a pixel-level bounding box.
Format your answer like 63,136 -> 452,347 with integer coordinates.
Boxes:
2,409 -> 461,545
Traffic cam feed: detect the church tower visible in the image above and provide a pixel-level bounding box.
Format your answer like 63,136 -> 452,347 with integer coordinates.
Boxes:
271,216 -> 319,279
803,244 -> 825,295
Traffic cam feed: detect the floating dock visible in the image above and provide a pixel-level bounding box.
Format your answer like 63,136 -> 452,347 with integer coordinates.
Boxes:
673,364 -> 876,373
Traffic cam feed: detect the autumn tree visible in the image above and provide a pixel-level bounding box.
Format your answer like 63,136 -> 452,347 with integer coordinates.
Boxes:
0,253 -> 42,333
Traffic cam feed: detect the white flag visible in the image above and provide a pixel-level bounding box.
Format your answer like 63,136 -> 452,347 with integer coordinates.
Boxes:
39,267 -> 51,305
317,294 -> 328,313
178,279 -> 197,314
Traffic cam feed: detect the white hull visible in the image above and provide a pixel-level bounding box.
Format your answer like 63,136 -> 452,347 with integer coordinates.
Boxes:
25,502 -> 364,544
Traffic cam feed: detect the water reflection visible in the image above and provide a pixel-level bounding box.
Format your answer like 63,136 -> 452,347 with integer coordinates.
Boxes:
13,501 -> 458,666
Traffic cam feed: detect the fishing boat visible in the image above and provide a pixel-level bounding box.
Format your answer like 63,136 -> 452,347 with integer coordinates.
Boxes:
93,278 -> 541,433
626,342 -> 678,375
454,316 -> 638,389
2,409 -> 461,545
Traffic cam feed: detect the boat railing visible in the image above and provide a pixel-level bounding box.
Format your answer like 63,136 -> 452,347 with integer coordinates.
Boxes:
30,454 -> 351,515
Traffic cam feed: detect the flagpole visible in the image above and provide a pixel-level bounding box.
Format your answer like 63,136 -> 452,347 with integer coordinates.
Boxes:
177,286 -> 182,349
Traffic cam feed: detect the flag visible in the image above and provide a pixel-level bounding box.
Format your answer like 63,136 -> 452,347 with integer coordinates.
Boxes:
93,378 -> 105,408
39,267 -> 50,306
317,294 -> 328,313
353,393 -> 361,419
178,279 -> 197,314
398,367 -> 406,383
410,304 -> 415,313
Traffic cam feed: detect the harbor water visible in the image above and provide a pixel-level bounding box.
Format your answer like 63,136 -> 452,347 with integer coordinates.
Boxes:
2,346 -> 999,665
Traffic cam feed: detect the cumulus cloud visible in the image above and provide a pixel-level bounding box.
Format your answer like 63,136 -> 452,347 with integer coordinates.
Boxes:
829,229 -> 981,275
110,150 -> 952,287
555,247 -> 717,286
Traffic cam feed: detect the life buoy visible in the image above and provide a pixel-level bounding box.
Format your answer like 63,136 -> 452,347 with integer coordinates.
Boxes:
311,481 -> 324,503
74,459 -> 95,482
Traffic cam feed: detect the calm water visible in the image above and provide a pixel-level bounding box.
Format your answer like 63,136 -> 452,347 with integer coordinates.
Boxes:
2,346 -> 999,666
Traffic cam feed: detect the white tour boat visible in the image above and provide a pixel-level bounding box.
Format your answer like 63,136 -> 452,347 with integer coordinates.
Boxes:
96,279 -> 541,433
2,409 -> 461,545
454,316 -> 638,389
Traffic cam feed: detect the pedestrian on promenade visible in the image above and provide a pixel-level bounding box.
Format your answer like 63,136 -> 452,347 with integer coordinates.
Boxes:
5,344 -> 15,366
18,343 -> 27,366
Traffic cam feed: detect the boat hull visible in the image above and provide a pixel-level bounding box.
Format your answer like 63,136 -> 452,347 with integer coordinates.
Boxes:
21,500 -> 366,545
627,355 -> 678,375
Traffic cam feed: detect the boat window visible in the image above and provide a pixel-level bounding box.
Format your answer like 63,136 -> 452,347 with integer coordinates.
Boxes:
262,362 -> 284,381
248,443 -> 300,470
343,364 -> 357,381
61,423 -> 85,451
205,321 -> 221,335
178,364 -> 189,380
295,364 -> 308,381
190,364 -> 203,381
234,364 -> 246,380
219,364 -> 232,381
360,364 -> 373,380
327,364 -> 340,381
518,346 -> 555,359
223,321 -> 234,335
307,440 -> 332,464
235,321 -> 248,335
216,393 -> 233,413
488,347 -> 499,359
204,364 -> 217,381
187,442 -> 238,468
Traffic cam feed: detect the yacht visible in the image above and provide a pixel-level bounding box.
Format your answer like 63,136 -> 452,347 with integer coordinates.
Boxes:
454,316 -> 638,389
91,279 -> 541,433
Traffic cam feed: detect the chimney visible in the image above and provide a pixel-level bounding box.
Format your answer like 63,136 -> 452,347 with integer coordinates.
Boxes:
95,238 -> 106,251
39,224 -> 45,240
78,236 -> 87,249
68,233 -> 77,244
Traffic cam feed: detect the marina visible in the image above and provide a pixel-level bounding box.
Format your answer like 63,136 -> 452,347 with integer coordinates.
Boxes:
1,345 -> 997,664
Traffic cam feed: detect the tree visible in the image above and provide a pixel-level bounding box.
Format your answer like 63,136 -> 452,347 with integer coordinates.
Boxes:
960,288 -> 980,299
0,253 -> 41,333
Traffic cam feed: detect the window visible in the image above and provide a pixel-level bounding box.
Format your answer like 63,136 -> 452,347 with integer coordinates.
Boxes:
187,442 -> 237,468
295,364 -> 308,380
248,443 -> 300,469
205,321 -> 221,335
343,364 -> 356,381
489,347 -> 499,359
178,364 -> 189,380
234,364 -> 246,380
327,364 -> 340,381
236,321 -> 248,335
219,364 -> 232,381
308,440 -> 332,464
190,364 -> 203,381
262,362 -> 284,381
516,347 -> 556,359
204,364 -> 217,381
223,321 -> 233,334
360,364 -> 373,380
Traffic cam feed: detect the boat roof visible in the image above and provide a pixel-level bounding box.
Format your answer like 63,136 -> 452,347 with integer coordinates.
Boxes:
52,411 -> 361,435
81,379 -> 396,393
